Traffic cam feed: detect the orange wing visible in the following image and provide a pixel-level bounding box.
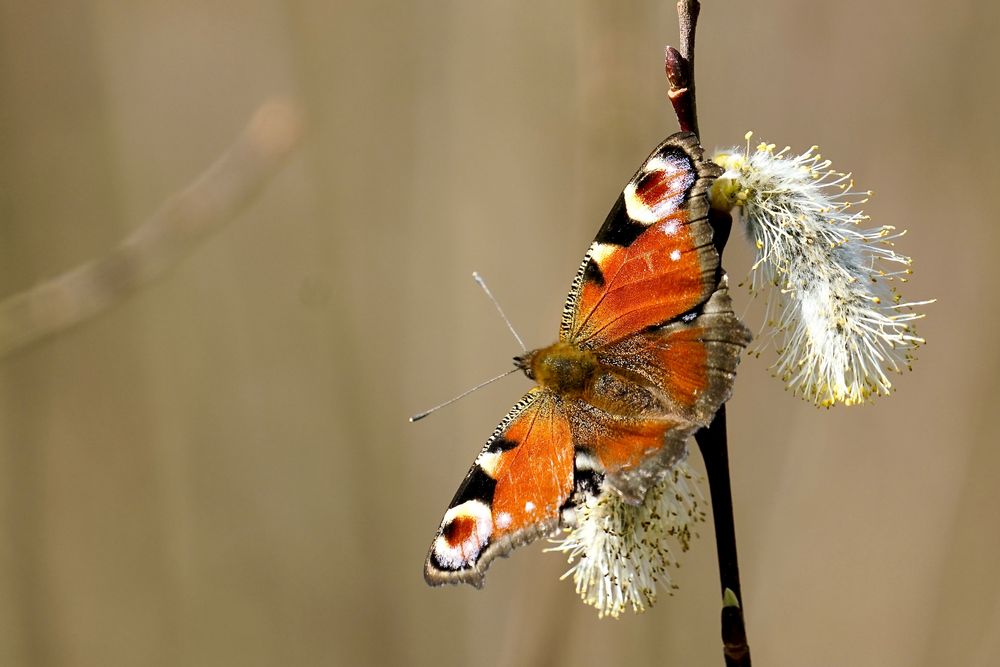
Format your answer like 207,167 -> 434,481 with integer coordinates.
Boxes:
424,390 -> 575,587
560,132 -> 721,349
572,281 -> 750,502
595,279 -> 750,427
567,400 -> 691,505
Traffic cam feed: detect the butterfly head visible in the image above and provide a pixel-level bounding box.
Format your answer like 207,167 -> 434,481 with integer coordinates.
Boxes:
514,342 -> 599,398
512,351 -> 535,379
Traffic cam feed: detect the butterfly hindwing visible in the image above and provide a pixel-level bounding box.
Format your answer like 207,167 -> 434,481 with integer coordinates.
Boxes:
587,279 -> 750,500
595,278 -> 750,427
424,390 -> 575,587
560,132 -> 722,348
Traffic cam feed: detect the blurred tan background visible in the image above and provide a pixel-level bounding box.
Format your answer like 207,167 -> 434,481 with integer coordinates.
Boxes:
0,1 -> 996,666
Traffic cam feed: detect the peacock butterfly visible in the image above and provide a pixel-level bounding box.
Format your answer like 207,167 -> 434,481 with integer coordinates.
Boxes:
424,132 -> 749,587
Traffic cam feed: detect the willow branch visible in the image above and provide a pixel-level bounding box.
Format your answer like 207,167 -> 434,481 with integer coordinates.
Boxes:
695,408 -> 751,667
665,1 -> 701,137
0,98 -> 304,359
665,2 -> 752,665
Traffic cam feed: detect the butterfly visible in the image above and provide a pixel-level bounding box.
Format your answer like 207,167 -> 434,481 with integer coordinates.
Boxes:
424,132 -> 750,587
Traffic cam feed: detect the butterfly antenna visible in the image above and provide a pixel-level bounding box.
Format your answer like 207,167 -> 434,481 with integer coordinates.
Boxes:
408,368 -> 519,422
473,271 -> 527,352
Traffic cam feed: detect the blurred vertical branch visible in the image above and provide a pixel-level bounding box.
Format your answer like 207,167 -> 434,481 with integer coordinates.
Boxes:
0,98 -> 304,359
665,1 -> 751,665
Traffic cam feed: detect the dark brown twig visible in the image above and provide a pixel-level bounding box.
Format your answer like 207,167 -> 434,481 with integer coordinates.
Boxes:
665,1 -> 701,137
664,47 -> 697,136
695,409 -> 751,666
666,2 -> 752,665
0,98 -> 304,359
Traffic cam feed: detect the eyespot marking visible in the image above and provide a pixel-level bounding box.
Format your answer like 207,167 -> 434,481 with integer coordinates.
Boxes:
432,500 -> 494,570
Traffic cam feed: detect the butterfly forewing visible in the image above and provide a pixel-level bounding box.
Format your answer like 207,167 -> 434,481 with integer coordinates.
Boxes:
424,390 -> 575,587
560,132 -> 721,349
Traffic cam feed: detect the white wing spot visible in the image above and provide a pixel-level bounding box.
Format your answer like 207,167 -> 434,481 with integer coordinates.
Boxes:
588,242 -> 617,268
524,501 -> 536,513
644,156 -> 672,173
575,450 -> 602,472
659,220 -> 679,236
670,249 -> 682,262
624,184 -> 659,224
476,451 -> 500,478
496,512 -> 512,529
